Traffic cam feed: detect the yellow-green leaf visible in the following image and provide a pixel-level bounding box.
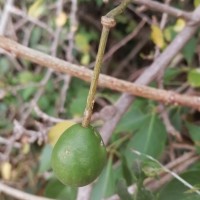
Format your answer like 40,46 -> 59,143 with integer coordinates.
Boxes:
55,11 -> 68,27
173,19 -> 186,32
28,0 -> 45,18
194,0 -> 200,7
22,143 -> 30,154
151,25 -> 165,49
1,162 -> 12,180
187,69 -> 200,87
48,121 -> 75,146
81,53 -> 90,65
75,33 -> 90,52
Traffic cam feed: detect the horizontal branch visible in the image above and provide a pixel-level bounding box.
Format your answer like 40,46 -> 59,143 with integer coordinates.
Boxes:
0,36 -> 200,110
133,0 -> 193,21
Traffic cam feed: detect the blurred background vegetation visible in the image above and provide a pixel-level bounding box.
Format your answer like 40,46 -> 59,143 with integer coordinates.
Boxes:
0,0 -> 200,199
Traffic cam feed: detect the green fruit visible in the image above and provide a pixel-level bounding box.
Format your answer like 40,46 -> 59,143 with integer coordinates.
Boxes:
51,123 -> 106,187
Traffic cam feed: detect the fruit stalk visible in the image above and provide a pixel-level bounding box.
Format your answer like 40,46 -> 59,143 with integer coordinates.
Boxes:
82,22 -> 112,127
82,0 -> 133,128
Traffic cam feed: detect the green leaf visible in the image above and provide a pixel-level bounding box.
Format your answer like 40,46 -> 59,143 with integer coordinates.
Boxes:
185,122 -> 200,152
116,178 -> 133,200
17,71 -> 35,84
21,87 -> 37,101
91,156 -> 115,200
116,15 -> 129,24
30,27 -> 43,48
141,160 -> 162,178
164,26 -> 177,42
115,102 -> 150,133
96,0 -> 103,6
66,78 -> 89,116
38,95 -> 51,112
163,68 -> 181,84
126,20 -> 136,33
135,186 -> 155,200
187,69 -> 200,87
121,156 -> 135,185
45,178 -> 77,200
182,37 -> 197,64
158,170 -> 200,200
38,144 -> 52,174
0,103 -> 8,118
125,113 -> 167,168
0,57 -> 10,77
69,88 -> 88,116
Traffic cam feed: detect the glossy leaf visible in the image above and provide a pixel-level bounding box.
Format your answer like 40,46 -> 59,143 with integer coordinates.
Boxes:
163,68 -> 182,84
20,87 -> 37,101
125,113 -> 167,168
38,144 -> 52,174
182,37 -> 197,64
158,170 -> 200,200
135,186 -> 155,200
91,156 -> 115,200
121,156 -> 135,185
116,102 -> 151,134
45,178 -> 77,200
116,178 -> 133,200
164,26 -> 177,42
186,122 -> 200,152
69,87 -> 88,116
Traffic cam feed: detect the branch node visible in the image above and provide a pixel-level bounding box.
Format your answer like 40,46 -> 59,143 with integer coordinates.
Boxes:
101,16 -> 116,28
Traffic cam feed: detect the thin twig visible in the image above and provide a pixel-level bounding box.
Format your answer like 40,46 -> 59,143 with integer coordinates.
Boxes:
58,0 -> 78,113
66,0 -> 78,61
103,20 -> 145,63
0,182 -> 54,200
34,104 -> 81,123
112,36 -> 148,77
159,104 -> 182,141
128,5 -> 152,25
0,137 -> 21,148
0,0 -> 14,35
9,6 -> 53,35
133,0 -> 193,21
